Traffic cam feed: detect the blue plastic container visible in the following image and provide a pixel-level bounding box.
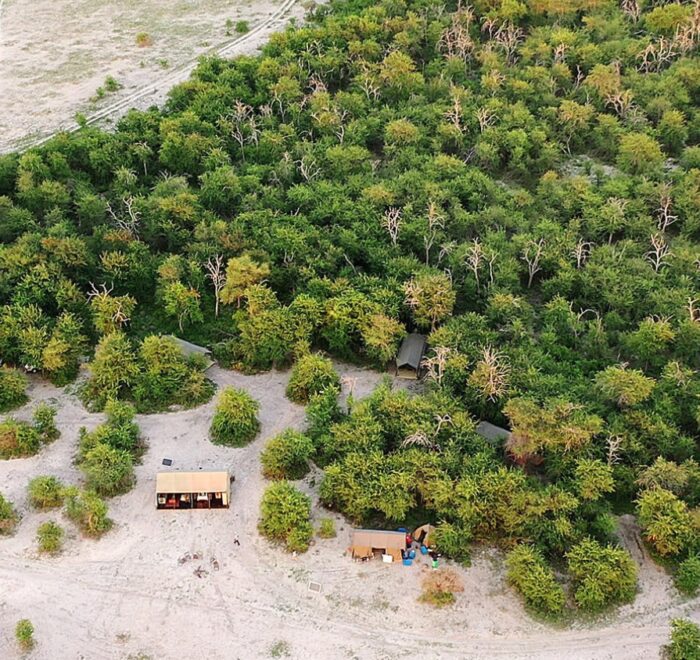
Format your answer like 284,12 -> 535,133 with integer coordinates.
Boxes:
408,550 -> 416,559
402,558 -> 413,566
420,545 -> 428,555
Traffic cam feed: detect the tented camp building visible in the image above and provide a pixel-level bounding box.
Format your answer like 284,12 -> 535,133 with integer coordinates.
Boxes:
350,529 -> 407,561
156,471 -> 230,509
413,523 -> 436,548
165,336 -> 215,370
394,333 -> 427,379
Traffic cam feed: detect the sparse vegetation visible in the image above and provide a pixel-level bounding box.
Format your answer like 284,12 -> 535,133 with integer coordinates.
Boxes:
317,517 -> 336,539
0,492 -> 18,535
15,619 -> 34,651
135,32 -> 152,47
419,568 -> 464,607
36,521 -> 64,554
234,20 -> 249,34
0,405 -> 58,459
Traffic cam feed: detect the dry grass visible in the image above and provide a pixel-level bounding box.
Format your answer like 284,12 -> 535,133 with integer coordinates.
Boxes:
419,568 -> 465,607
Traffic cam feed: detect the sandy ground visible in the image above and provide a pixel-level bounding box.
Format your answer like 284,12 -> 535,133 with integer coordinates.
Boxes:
0,0 -> 304,152
0,364 -> 698,660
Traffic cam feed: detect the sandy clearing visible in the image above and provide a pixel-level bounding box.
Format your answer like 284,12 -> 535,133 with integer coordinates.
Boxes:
0,0 -> 304,153
0,364 -> 698,660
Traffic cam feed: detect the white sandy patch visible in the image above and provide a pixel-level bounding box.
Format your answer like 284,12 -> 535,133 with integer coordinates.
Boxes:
0,364 -> 697,659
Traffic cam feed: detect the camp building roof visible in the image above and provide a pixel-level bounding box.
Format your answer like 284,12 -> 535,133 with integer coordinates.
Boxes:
351,529 -> 406,550
165,335 -> 215,368
475,421 -> 511,443
395,333 -> 427,369
156,471 -> 229,494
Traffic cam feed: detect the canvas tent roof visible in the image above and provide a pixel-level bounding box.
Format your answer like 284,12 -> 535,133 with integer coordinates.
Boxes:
156,471 -> 229,494
165,336 -> 215,369
395,333 -> 427,370
476,421 -> 511,444
351,529 -> 406,550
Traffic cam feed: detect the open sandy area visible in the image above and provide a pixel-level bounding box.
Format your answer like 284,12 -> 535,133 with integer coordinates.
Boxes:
0,0 -> 303,152
0,363 -> 698,659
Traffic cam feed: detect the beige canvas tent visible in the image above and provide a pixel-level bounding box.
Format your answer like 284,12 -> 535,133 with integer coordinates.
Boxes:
350,529 -> 406,561
156,471 -> 230,509
394,333 -> 427,379
413,523 -> 436,548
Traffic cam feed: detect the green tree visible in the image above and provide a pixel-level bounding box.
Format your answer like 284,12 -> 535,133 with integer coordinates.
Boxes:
258,481 -> 313,553
162,281 -> 203,332
616,133 -> 664,176
261,429 -> 314,480
80,443 -> 135,497
574,459 -> 615,501
566,538 -> 637,612
667,619 -> 700,660
595,365 -> 655,408
0,366 -> 27,412
675,555 -> 700,597
220,255 -> 270,307
506,545 -> 566,617
404,271 -> 456,331
286,353 -> 340,404
637,488 -> 694,557
84,332 -> 139,409
210,386 -> 260,446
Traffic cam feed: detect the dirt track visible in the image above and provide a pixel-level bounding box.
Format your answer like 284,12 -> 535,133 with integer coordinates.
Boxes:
0,0 -> 302,153
0,365 -> 698,659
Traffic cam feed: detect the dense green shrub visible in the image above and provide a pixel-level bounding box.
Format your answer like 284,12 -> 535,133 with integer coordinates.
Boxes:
286,354 -> 340,404
637,488 -> 694,557
36,521 -> 64,554
27,475 -> 65,509
80,443 -> 134,496
675,555 -> 700,597
0,367 -> 27,412
79,400 -> 141,457
432,522 -> 472,564
566,539 -> 638,612
210,387 -> 260,446
15,619 -> 34,651
261,429 -> 314,480
667,619 -> 700,660
32,402 -> 59,442
259,481 -> 313,553
0,418 -> 41,458
64,488 -> 112,537
0,492 -> 18,535
506,545 -> 566,617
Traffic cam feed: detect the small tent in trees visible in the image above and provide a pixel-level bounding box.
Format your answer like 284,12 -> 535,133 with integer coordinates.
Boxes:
475,421 -> 511,445
413,523 -> 436,548
394,333 -> 427,379
165,336 -> 215,370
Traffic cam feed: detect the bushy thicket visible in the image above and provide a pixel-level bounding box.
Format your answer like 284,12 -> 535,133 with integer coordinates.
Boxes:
64,487 -> 112,538
27,475 -> 65,509
667,619 -> 700,660
261,429 -> 314,480
259,481 -> 313,553
0,366 -> 27,412
285,353 -> 340,404
210,386 -> 260,446
505,545 -> 565,617
77,400 -> 141,496
83,334 -> 213,412
0,404 -> 59,459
